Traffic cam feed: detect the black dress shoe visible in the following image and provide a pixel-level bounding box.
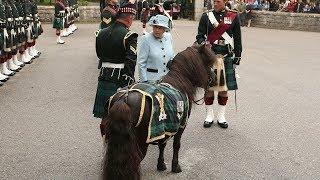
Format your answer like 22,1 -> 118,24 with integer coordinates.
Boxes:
4,71 -> 15,76
203,121 -> 213,128
0,77 -> 9,82
0,81 -> 3,86
25,60 -> 33,64
217,121 -> 228,128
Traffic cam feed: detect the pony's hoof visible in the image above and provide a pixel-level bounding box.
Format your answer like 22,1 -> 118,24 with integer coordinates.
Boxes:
171,164 -> 182,173
157,162 -> 167,171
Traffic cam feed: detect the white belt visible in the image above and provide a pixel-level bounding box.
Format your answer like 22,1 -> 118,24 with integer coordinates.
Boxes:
101,62 -> 124,69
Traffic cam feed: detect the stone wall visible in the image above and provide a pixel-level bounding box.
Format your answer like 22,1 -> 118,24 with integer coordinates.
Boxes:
251,11 -> 320,32
38,6 -> 101,22
39,6 -> 320,32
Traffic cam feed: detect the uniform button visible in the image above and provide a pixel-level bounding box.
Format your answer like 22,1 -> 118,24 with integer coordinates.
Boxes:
163,70 -> 166,72
163,63 -> 166,65
163,55 -> 166,57
161,48 -> 164,50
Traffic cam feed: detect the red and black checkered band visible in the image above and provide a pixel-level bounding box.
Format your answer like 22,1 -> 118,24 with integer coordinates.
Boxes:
119,3 -> 137,15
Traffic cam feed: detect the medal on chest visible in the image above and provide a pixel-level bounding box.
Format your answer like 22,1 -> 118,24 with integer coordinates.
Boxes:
224,17 -> 232,24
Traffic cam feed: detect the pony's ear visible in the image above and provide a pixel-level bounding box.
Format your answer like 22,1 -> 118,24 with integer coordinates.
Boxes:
198,44 -> 217,67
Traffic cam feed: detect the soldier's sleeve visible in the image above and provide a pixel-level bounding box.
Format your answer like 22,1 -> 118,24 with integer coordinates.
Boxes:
124,31 -> 138,78
95,30 -> 102,60
233,14 -> 242,61
137,35 -> 149,82
196,13 -> 208,44
101,9 -> 113,24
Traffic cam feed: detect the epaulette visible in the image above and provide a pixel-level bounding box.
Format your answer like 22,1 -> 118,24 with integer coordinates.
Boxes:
123,31 -> 138,51
124,31 -> 138,40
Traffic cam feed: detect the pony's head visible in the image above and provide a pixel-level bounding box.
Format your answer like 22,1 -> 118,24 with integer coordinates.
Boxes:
163,44 -> 216,101
169,44 -> 216,88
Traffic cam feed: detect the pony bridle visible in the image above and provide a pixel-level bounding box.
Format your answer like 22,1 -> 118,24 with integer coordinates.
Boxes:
193,67 -> 215,105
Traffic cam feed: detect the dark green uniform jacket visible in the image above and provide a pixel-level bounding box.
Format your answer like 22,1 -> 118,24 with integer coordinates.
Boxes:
196,9 -> 242,90
93,21 -> 138,118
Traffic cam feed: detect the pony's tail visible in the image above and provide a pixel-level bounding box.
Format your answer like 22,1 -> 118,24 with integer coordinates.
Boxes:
102,100 -> 141,180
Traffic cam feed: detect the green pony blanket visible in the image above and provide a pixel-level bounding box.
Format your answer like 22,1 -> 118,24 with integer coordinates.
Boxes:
109,82 -> 189,143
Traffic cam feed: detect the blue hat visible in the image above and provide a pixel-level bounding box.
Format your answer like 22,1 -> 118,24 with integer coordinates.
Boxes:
148,15 -> 171,31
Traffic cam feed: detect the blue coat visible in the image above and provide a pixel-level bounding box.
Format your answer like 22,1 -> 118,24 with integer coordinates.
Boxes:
137,32 -> 175,82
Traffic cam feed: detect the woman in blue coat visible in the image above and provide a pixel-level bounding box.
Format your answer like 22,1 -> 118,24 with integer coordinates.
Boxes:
137,14 -> 174,83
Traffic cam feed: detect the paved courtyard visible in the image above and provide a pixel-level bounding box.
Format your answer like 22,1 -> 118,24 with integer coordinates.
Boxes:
1,20 -> 320,179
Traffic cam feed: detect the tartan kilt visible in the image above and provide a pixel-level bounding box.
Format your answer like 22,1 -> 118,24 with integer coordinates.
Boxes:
224,56 -> 238,90
53,17 -> 63,30
93,81 -> 120,118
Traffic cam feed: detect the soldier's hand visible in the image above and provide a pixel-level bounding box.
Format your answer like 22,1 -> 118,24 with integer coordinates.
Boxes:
233,57 -> 241,65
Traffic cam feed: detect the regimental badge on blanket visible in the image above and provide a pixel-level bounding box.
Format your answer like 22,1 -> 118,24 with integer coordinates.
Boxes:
155,93 -> 167,121
177,101 -> 184,119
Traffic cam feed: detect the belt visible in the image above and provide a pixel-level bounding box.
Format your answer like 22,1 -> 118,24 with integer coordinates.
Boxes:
147,68 -> 158,73
101,62 -> 124,69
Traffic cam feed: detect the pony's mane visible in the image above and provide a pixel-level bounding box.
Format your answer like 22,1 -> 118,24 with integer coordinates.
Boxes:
162,45 -> 216,102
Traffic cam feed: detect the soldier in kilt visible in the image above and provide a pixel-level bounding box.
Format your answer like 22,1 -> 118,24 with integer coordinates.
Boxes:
93,3 -> 137,131
27,0 -> 41,58
14,0 -> 28,66
5,0 -> 22,72
196,0 -> 242,129
53,0 -> 66,44
1,0 -> 17,76
140,0 -> 149,34
0,0 -> 12,82
61,0 -> 71,37
67,0 -> 78,32
9,0 -> 26,70
99,0 -> 118,29
18,0 -> 33,64
23,0 -> 36,61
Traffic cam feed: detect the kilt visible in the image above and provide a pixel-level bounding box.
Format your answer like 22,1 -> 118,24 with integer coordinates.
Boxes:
212,45 -> 238,91
93,81 -> 121,118
224,56 -> 238,90
53,17 -> 63,30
